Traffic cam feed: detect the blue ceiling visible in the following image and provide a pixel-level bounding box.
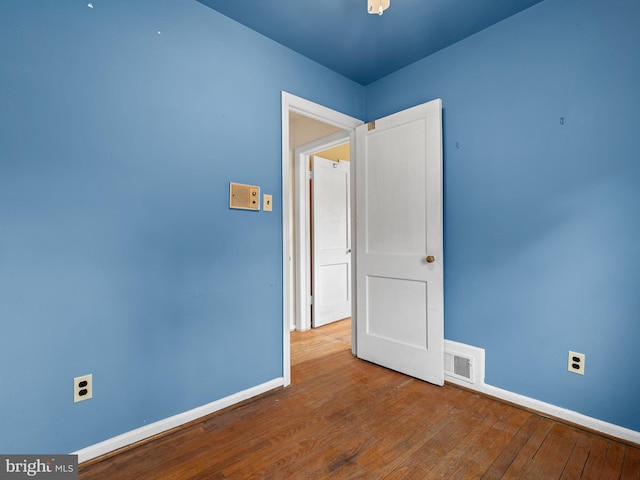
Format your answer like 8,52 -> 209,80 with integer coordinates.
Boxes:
197,0 -> 544,85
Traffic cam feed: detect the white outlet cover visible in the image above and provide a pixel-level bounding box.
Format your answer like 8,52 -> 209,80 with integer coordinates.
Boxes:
74,374 -> 93,402
568,351 -> 585,375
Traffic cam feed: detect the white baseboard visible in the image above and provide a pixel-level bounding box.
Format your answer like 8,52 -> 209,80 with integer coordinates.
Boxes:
73,377 -> 284,464
73,363 -> 640,465
455,380 -> 640,446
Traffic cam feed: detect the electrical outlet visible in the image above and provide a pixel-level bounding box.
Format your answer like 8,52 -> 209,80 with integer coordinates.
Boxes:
568,351 -> 585,375
74,374 -> 93,402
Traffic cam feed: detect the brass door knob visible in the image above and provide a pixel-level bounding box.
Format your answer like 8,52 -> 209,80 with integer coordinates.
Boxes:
426,255 -> 436,263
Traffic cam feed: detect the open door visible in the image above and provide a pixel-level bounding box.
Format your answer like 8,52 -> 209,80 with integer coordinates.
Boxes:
312,156 -> 351,327
355,99 -> 444,385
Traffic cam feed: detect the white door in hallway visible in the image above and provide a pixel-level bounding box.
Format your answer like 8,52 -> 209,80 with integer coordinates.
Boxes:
312,156 -> 352,327
355,99 -> 444,385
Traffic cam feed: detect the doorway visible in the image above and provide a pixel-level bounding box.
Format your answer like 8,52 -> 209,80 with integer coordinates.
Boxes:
282,93 -> 444,389
281,92 -> 363,386
293,133 -> 351,332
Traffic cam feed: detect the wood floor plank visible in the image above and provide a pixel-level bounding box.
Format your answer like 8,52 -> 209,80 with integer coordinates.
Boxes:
360,387 -> 480,476
422,399 -> 505,478
78,319 -> 640,480
450,404 -> 531,479
621,446 -> 640,479
480,413 -> 543,479
559,432 -> 591,480
382,395 -> 500,478
599,441 -> 626,480
579,434 -> 612,480
517,422 -> 581,479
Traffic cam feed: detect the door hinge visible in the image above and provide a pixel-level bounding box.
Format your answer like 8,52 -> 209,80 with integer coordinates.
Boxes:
307,170 -> 313,180
309,295 -> 313,305
368,121 -> 376,131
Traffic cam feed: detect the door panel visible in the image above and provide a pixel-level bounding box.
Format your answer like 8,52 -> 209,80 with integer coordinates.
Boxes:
355,99 -> 443,385
313,156 -> 351,327
318,264 -> 349,305
366,276 -> 427,349
365,119 -> 427,255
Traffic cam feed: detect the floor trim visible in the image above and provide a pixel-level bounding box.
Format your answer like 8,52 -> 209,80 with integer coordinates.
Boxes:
73,377 -> 284,464
446,377 -> 640,447
76,374 -> 640,465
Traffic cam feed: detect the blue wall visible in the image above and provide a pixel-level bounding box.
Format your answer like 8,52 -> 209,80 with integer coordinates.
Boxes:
366,0 -> 640,431
0,0 -> 364,453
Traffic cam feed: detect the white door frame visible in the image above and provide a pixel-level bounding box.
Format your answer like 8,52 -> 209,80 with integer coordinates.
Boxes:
294,132 -> 351,332
281,92 -> 363,386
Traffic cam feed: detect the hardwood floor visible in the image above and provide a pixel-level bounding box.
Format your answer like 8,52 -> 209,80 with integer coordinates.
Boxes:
80,319 -> 640,479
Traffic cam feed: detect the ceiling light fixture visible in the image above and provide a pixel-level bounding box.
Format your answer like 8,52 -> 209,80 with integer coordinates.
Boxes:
368,0 -> 390,16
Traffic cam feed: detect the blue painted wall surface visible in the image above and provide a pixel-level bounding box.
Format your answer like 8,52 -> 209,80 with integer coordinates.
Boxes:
0,0 -> 364,453
366,0 -> 640,431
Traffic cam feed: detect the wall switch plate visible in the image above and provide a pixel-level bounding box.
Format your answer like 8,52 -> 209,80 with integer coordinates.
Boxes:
568,351 -> 585,375
74,374 -> 93,402
263,194 -> 273,212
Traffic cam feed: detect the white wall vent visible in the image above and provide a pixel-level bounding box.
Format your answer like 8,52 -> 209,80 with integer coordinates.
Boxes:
445,352 -> 471,380
444,340 -> 485,387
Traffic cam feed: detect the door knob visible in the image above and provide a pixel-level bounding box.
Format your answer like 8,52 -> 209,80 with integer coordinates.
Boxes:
426,255 -> 436,263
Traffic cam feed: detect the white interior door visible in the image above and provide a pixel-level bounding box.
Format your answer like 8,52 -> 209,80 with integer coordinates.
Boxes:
312,156 -> 352,327
355,99 -> 444,385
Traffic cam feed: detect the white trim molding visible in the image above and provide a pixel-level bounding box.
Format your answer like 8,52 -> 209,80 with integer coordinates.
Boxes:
482,384 -> 640,445
443,340 -> 639,445
463,381 -> 640,446
73,378 -> 284,464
